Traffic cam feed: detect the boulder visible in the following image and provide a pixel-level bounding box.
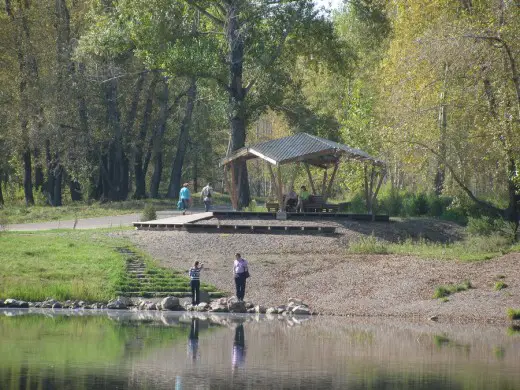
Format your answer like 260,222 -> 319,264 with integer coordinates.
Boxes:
117,296 -> 133,307
288,298 -> 304,306
0,299 -> 4,308
52,302 -> 62,309
107,298 -> 128,310
197,302 -> 209,311
255,305 -> 266,314
266,307 -> 278,315
199,291 -> 211,303
247,308 -> 256,314
144,302 -> 157,310
42,299 -> 60,309
227,298 -> 247,313
161,296 -> 181,311
245,302 -> 254,309
291,305 -> 311,315
209,301 -> 228,312
4,299 -> 28,308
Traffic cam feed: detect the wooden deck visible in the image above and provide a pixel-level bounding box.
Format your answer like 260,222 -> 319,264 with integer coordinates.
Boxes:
133,211 -> 340,234
212,211 -> 390,221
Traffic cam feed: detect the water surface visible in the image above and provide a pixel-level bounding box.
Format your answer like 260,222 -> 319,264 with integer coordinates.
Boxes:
1,309 -> 519,389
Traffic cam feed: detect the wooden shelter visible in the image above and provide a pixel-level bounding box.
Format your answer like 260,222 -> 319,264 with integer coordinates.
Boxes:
221,132 -> 386,213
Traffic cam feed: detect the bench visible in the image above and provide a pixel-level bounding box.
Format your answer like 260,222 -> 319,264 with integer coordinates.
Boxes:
302,195 -> 339,213
266,195 -> 339,213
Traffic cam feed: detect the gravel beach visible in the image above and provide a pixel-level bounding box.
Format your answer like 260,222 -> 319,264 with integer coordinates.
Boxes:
124,218 -> 520,324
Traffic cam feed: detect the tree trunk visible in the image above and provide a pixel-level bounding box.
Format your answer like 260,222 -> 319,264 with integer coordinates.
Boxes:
167,78 -> 197,198
149,78 -> 170,198
226,2 -> 250,208
23,148 -> 34,206
434,63 -> 448,195
134,74 -> 157,199
33,149 -> 44,191
69,179 -> 82,201
0,169 -> 4,206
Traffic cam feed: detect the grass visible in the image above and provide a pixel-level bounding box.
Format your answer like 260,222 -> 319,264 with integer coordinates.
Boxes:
348,233 -> 516,261
0,230 -> 222,302
507,308 -> 520,320
348,234 -> 388,254
433,280 -> 472,299
494,281 -> 508,291
0,192 -> 237,225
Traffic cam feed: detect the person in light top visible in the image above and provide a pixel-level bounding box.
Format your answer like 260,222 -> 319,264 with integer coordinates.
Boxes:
200,182 -> 213,212
189,261 -> 203,305
233,253 -> 249,301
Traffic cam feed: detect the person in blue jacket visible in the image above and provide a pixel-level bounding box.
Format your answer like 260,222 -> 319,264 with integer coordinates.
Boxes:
179,182 -> 191,215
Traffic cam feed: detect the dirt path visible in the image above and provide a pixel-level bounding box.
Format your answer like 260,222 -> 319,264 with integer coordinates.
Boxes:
125,219 -> 520,324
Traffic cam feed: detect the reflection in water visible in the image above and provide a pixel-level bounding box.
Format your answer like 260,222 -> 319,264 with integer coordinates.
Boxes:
187,318 -> 199,361
232,323 -> 246,370
1,310 -> 520,389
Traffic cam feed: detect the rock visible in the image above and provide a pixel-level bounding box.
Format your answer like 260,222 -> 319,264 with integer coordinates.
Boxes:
34,302 -> 42,308
199,291 -> 211,303
255,305 -> 266,314
52,302 -> 62,309
107,298 -> 128,310
288,298 -> 304,306
276,305 -> 287,313
266,307 -> 278,315
227,298 -> 247,313
78,301 -> 86,308
4,299 -> 28,308
42,299 -> 60,309
209,301 -> 228,312
247,308 -> 256,314
197,302 -> 209,311
117,296 -> 133,307
428,315 -> 439,321
0,299 -> 4,308
245,302 -> 254,309
144,302 -> 157,310
161,296 -> 181,311
291,305 -> 311,315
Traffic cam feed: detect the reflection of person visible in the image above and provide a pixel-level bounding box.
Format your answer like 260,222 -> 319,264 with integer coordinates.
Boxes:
232,324 -> 246,369
187,318 -> 199,361
233,253 -> 248,302
284,187 -> 298,211
297,185 -> 310,212
179,183 -> 191,215
189,261 -> 203,305
201,183 -> 213,212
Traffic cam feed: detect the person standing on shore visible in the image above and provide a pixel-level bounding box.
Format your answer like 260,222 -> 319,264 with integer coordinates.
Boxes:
189,261 -> 203,305
233,253 -> 249,301
179,183 -> 191,215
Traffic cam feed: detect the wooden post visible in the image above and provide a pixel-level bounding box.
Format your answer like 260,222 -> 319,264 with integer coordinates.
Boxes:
267,163 -> 278,196
304,163 -> 317,194
324,160 -> 340,202
321,168 -> 328,196
276,165 -> 284,211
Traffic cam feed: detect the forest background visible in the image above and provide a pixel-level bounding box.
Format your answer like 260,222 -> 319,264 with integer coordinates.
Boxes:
0,0 -> 518,227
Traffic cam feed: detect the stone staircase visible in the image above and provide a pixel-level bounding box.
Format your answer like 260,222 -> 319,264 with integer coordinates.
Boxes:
115,247 -> 223,298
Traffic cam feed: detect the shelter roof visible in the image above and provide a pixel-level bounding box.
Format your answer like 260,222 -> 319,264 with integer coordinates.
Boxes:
221,132 -> 384,168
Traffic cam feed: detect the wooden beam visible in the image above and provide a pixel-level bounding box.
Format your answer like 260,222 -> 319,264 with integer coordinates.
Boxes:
321,168 -> 328,195
304,163 -> 317,194
267,163 -> 278,196
324,160 -> 340,202
276,165 -> 284,211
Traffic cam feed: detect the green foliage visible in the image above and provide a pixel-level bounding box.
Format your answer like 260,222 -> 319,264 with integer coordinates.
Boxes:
467,217 -> 518,243
141,204 -> 157,222
507,309 -> 520,321
402,193 -> 429,216
494,281 -> 507,291
348,234 -> 388,254
433,280 -> 472,299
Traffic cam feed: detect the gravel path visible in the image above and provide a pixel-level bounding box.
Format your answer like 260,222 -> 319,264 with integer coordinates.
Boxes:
125,219 -> 520,324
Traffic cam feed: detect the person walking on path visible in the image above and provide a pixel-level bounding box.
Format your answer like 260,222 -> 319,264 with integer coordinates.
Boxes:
189,261 -> 203,305
200,183 -> 213,212
179,183 -> 191,215
233,253 -> 249,301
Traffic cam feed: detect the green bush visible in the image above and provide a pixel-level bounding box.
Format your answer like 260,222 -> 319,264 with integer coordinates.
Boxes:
427,195 -> 451,217
141,204 -> 157,221
433,280 -> 472,299
403,193 -> 429,216
507,308 -> 520,320
348,192 -> 367,213
494,281 -> 508,291
467,217 -> 518,243
379,188 -> 403,216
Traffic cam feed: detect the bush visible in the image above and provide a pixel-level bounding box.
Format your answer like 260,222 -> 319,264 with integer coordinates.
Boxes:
348,192 -> 366,213
467,217 -> 518,243
427,195 -> 451,217
379,188 -> 403,216
433,280 -> 472,299
494,281 -> 508,291
141,204 -> 157,221
349,234 -> 388,254
507,308 -> 520,320
402,193 -> 429,216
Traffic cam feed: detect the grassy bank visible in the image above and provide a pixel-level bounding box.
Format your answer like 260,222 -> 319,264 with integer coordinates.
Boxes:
0,193 -> 237,225
348,234 -> 520,261
0,229 -> 220,302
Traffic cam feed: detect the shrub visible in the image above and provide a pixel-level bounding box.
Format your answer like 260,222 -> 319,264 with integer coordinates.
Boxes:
348,192 -> 367,213
403,193 -> 429,216
349,234 -> 388,254
379,188 -> 403,216
494,281 -> 508,291
507,308 -> 520,320
141,204 -> 157,221
467,216 -> 496,236
427,195 -> 451,217
433,280 -> 472,299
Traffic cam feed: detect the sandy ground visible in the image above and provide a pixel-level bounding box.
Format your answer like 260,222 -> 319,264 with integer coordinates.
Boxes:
125,218 -> 520,324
